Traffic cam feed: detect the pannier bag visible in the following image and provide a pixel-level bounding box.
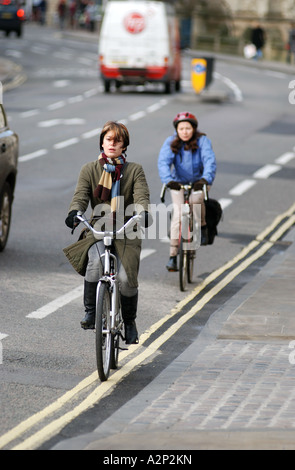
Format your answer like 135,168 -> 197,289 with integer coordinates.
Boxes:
205,198 -> 223,245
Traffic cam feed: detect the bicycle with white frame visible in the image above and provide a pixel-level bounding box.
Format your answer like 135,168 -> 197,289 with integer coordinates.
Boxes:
74,211 -> 142,381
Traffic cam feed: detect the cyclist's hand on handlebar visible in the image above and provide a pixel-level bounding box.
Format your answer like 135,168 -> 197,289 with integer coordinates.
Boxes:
167,181 -> 181,190
65,210 -> 79,229
193,178 -> 208,191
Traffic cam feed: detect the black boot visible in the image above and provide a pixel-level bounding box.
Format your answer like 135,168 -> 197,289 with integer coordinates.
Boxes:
166,256 -> 178,272
201,225 -> 209,246
121,293 -> 139,344
80,280 -> 97,330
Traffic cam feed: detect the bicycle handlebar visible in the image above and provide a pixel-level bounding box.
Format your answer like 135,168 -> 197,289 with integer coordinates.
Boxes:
73,212 -> 142,238
160,183 -> 207,203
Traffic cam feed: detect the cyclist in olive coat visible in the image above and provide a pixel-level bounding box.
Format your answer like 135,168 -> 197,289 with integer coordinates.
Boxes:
64,121 -> 151,344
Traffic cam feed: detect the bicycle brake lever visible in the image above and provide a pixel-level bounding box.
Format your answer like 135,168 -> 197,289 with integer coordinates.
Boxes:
71,216 -> 80,234
160,184 -> 166,203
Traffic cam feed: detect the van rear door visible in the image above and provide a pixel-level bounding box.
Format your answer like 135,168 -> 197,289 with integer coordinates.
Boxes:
99,1 -> 181,93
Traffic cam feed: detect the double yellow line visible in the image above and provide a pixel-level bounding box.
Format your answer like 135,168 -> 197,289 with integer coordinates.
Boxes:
1,202 -> 295,450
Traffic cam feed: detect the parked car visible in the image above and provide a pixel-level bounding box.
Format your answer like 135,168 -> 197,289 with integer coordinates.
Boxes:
0,103 -> 18,251
0,0 -> 25,37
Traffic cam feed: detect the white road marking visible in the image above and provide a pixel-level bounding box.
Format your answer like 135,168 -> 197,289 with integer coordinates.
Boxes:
140,248 -> 156,260
81,128 -> 102,139
129,111 -> 147,121
53,137 -> 80,149
68,95 -> 84,104
53,80 -> 71,88
219,198 -> 233,210
275,152 -> 295,165
253,164 -> 281,179
20,109 -> 40,118
229,179 -> 256,196
214,72 -> 243,102
0,333 -> 8,341
5,49 -> 22,58
19,149 -> 48,162
47,101 -> 66,111
83,88 -> 98,98
160,236 -> 170,244
38,118 -> 85,128
26,285 -> 84,319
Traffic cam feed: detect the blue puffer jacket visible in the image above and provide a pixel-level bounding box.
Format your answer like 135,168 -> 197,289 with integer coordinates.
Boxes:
158,134 -> 216,185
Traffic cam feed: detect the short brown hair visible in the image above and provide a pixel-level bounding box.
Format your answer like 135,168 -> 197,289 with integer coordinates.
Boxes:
99,121 -> 130,151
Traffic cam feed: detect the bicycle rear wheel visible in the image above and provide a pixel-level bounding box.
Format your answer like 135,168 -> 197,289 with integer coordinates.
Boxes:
96,282 -> 112,381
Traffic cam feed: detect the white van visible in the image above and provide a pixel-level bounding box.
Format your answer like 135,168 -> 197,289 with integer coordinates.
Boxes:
98,0 -> 181,93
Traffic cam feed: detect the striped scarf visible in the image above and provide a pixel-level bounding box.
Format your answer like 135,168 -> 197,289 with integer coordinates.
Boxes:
94,152 -> 126,212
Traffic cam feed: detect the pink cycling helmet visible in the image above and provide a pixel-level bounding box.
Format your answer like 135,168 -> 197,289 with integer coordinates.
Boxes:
173,111 -> 198,129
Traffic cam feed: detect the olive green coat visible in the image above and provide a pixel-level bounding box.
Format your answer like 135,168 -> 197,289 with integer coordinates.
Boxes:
63,160 -> 150,287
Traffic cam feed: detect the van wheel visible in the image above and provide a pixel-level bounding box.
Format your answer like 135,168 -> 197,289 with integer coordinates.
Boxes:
0,182 -> 12,252
164,80 -> 174,94
104,80 -> 111,93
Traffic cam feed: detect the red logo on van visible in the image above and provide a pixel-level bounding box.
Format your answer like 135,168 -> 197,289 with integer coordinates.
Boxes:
124,12 -> 145,34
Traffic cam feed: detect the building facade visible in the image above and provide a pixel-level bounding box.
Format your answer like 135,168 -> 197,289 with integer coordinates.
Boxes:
177,0 -> 295,60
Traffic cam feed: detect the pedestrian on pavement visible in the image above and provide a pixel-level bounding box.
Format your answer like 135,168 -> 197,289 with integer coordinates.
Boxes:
251,23 -> 266,59
57,0 -> 67,29
63,121 -> 151,344
39,0 -> 47,25
158,112 -> 216,272
85,0 -> 96,32
69,0 -> 77,29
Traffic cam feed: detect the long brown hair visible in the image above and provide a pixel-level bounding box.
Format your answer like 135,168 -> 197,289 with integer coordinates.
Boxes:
171,127 -> 206,154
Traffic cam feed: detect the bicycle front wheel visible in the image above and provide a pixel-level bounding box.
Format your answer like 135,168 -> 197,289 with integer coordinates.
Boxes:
96,282 -> 112,381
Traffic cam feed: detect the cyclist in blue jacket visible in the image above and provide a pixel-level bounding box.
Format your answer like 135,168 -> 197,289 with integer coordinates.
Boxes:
158,112 -> 216,272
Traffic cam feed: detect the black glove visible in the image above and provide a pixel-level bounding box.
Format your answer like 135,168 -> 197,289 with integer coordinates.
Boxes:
193,178 -> 208,191
65,210 -> 78,229
167,181 -> 181,190
140,211 -> 153,228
